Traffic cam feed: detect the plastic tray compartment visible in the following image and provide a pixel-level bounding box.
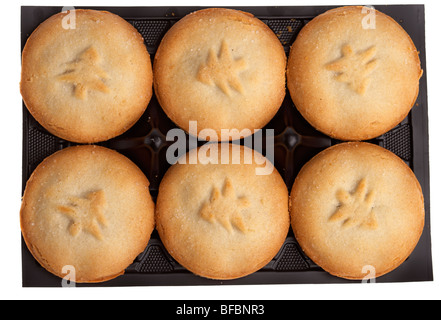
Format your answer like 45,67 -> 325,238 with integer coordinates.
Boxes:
20,5 -> 432,287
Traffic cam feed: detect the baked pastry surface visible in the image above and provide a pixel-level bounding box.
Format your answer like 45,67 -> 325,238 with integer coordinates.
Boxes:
155,144 -> 290,279
290,142 -> 425,280
287,6 -> 422,141
153,8 -> 287,141
20,9 -> 153,143
20,145 -> 155,283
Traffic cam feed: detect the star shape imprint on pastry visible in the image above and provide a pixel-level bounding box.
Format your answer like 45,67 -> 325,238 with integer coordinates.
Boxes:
197,41 -> 248,96
329,178 -> 378,229
326,45 -> 378,95
57,190 -> 108,240
199,178 -> 250,233
57,46 -> 110,100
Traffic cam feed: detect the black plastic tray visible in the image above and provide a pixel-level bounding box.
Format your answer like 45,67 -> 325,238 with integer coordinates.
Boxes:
20,5 -> 432,287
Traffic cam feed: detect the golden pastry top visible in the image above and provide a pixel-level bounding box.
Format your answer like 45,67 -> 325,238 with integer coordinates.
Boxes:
197,41 -> 248,97
57,190 -> 108,240
20,145 -> 155,283
290,142 -> 425,280
326,45 -> 378,95
155,144 -> 290,280
153,8 -> 286,140
287,6 -> 423,141
57,46 -> 110,100
199,178 -> 250,233
20,9 -> 152,143
329,178 -> 378,230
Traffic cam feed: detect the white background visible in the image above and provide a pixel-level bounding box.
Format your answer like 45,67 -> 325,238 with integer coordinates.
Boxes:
1,0 -> 440,300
